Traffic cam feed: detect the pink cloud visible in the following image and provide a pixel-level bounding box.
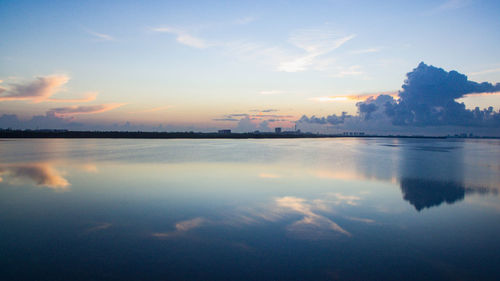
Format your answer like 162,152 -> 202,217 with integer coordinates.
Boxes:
48,103 -> 126,117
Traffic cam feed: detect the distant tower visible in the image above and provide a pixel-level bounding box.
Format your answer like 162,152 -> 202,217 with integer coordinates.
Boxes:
275,127 -> 282,134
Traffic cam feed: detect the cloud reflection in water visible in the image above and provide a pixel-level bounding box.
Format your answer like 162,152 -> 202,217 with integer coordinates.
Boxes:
152,217 -> 205,239
0,163 -> 70,190
276,196 -> 351,237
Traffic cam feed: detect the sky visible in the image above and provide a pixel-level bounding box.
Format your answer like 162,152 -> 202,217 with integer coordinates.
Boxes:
1,0 -> 500,134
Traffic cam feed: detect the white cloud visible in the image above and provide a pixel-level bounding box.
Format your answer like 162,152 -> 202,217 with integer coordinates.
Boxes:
278,30 -> 356,72
152,27 -> 210,48
152,25 -> 358,73
469,67 -> 500,76
349,48 -> 381,54
85,29 -> 114,41
331,65 -> 364,78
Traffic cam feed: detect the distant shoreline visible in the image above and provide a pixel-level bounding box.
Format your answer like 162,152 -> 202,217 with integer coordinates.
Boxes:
1,130 -> 497,139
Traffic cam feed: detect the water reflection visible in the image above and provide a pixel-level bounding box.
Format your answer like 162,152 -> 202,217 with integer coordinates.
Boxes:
0,162 -> 69,190
275,196 -> 351,237
395,140 -> 498,210
152,218 -> 205,239
224,193 -> 368,240
0,139 -> 499,280
400,178 -> 497,211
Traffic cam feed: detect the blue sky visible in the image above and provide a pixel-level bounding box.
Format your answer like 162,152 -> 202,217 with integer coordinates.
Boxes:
1,0 -> 500,132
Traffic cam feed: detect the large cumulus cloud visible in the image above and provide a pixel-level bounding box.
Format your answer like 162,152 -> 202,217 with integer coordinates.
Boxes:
386,62 -> 500,126
299,62 -> 500,131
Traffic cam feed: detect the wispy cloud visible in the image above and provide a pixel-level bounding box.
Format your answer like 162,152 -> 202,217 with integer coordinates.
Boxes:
48,103 -> 125,117
85,222 -> 112,233
349,48 -> 381,54
0,75 -> 69,102
250,109 -> 278,113
223,40 -> 291,69
214,113 -> 294,122
47,91 -> 98,103
152,27 -> 209,48
469,67 -> 500,77
278,30 -> 356,72
84,28 -> 114,41
152,24 -> 357,73
330,65 -> 364,78
427,0 -> 474,14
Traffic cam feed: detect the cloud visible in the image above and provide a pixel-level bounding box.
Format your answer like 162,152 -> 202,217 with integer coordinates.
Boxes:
427,0 -> 474,14
250,109 -> 278,113
47,91 -> 98,103
298,112 -> 352,125
0,75 -> 69,102
47,103 -> 125,117
258,119 -> 271,131
84,29 -> 114,41
346,217 -> 375,224
0,113 -> 83,130
234,116 -> 257,132
349,48 -> 381,54
436,0 -> 473,11
152,24 -> 357,73
385,62 -> 500,126
278,30 -> 356,72
152,27 -> 209,48
214,113 -> 294,125
85,222 -> 112,233
309,91 -> 399,103
0,75 -> 98,103
330,65 -> 364,78
357,94 -> 396,121
299,62 -> 500,131
469,67 -> 500,77
213,118 -> 239,122
152,217 -> 205,238
0,163 -> 70,190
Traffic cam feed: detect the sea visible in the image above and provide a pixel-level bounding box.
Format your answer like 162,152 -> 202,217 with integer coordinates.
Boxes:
0,138 -> 499,280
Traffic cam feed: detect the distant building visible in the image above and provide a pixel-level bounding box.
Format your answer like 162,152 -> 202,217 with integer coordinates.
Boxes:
218,129 -> 231,134
343,131 -> 365,136
275,127 -> 282,134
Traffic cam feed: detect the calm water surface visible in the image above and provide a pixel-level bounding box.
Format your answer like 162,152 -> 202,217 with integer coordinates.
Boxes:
0,138 -> 499,280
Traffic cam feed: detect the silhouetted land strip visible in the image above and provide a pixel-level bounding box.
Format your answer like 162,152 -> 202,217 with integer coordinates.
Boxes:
0,130 -> 459,139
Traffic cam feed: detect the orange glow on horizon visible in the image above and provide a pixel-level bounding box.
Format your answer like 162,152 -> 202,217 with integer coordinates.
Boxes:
310,91 -> 399,103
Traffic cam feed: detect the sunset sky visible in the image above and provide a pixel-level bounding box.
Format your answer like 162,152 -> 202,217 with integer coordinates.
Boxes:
1,0 -> 500,133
